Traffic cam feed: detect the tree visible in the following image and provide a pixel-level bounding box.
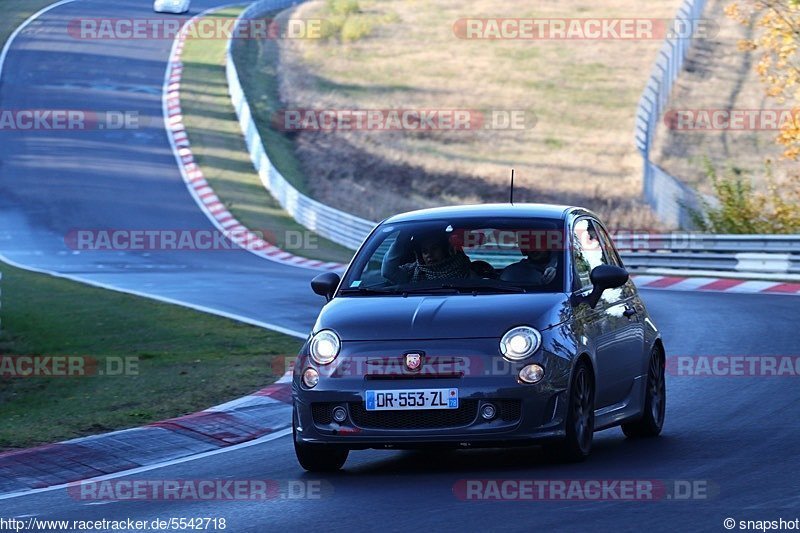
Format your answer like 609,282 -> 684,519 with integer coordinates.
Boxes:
688,160 -> 800,233
726,1 -> 800,159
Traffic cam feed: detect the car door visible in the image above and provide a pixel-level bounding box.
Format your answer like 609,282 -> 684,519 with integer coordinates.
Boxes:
569,217 -> 644,408
594,222 -> 647,398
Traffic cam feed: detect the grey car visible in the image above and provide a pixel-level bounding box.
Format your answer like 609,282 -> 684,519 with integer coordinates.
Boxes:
293,204 -> 666,471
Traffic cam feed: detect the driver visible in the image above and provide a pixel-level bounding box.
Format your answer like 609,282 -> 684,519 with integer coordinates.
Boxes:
501,245 -> 559,285
382,230 -> 472,284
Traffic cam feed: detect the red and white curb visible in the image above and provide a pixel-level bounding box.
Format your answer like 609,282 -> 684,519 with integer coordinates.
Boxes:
0,372 -> 293,497
162,12 -> 345,272
0,8 -> 314,500
632,275 -> 800,295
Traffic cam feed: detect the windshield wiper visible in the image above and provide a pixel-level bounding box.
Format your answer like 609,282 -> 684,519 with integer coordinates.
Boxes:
340,283 -> 527,297
338,287 -> 402,296
396,286 -> 461,295
441,282 -> 528,294
340,286 -> 461,297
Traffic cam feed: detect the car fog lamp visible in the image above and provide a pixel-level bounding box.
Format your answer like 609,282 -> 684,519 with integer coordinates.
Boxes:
332,406 -> 347,423
519,364 -> 545,384
303,368 -> 320,388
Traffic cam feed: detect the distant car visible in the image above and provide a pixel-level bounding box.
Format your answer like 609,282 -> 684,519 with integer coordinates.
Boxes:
293,204 -> 666,471
153,0 -> 190,14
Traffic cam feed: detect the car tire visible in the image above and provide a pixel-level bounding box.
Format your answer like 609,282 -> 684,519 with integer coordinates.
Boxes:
547,360 -> 594,462
293,415 -> 348,472
622,346 -> 666,438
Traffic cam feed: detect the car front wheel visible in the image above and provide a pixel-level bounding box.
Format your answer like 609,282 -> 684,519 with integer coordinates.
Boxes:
622,346 -> 666,438
547,360 -> 594,462
293,414 -> 348,472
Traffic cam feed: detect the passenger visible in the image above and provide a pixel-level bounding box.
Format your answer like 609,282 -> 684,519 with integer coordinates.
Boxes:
382,231 -> 472,283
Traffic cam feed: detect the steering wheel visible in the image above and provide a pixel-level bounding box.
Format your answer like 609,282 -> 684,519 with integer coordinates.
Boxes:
470,260 -> 499,279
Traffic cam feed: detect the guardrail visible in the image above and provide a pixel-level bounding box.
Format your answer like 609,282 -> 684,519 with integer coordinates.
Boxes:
613,234 -> 800,254
634,0 -> 708,228
226,0 -> 798,280
616,234 -> 800,275
464,236 -> 800,276
226,0 -> 375,251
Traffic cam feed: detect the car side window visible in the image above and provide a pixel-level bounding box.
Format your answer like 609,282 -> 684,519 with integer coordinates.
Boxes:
571,218 -> 610,291
593,224 -> 623,268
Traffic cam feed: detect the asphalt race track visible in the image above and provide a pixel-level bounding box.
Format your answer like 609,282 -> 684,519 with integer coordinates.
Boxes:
2,291 -> 800,531
0,0 -> 321,337
1,1 -> 799,531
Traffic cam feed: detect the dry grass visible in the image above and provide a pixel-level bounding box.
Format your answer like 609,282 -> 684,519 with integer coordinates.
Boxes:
273,0 -> 684,229
651,0 -> 798,195
181,8 -> 353,263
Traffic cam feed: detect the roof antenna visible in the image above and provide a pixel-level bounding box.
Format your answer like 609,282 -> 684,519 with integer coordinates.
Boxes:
509,168 -> 515,205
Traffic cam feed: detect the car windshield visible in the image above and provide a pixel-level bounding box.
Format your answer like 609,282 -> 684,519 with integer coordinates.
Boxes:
340,217 -> 566,295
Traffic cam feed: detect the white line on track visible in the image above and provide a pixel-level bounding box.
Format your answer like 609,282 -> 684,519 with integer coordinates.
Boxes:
0,428 -> 293,501
0,5 -> 301,501
1,0 -> 792,505
0,252 -> 307,338
0,0 -> 707,506
0,0 -> 80,74
0,1 -> 307,339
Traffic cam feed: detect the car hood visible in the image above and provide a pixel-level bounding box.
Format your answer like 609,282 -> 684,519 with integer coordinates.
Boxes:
313,293 -> 570,341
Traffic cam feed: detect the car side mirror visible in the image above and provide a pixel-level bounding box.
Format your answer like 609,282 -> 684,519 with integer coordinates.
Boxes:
582,265 -> 629,309
311,272 -> 341,301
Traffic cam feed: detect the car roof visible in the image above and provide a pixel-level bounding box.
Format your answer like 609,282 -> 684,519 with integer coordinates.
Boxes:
382,203 -> 594,224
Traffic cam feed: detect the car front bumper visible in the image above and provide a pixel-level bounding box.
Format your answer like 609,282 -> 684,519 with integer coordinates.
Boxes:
292,338 -> 573,449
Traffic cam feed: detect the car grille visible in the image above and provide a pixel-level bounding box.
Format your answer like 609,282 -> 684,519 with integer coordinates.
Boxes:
311,400 -> 521,430
311,403 -> 334,425
349,400 -> 480,429
496,400 -> 522,423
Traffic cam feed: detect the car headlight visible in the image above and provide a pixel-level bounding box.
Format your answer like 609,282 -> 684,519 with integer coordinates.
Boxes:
309,329 -> 340,365
500,326 -> 541,361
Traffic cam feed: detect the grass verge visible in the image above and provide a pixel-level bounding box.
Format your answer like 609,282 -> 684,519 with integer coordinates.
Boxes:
262,0 -> 683,228
179,7 -> 354,264
0,262 -> 302,450
0,3 -> 306,451
1,1 -> 58,49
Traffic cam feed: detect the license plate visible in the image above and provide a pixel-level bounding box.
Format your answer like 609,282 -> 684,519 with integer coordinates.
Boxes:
365,388 -> 458,411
